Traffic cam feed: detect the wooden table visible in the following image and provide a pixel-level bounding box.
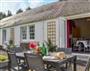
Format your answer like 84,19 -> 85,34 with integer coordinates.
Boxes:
16,52 -> 77,71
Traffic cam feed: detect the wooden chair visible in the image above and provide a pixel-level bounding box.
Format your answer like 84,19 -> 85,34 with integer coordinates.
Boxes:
24,53 -> 47,71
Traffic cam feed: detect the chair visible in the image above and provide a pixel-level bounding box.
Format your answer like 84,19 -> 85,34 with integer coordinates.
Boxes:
63,57 -> 90,71
56,47 -> 72,54
24,53 -> 47,71
14,47 -> 23,52
56,47 -> 65,52
8,52 -> 26,71
8,47 -> 23,53
85,57 -> 90,71
8,48 -> 16,53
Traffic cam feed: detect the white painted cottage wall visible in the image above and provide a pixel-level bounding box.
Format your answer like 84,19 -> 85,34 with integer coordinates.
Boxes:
44,18 -> 67,48
44,19 -> 60,47
16,21 -> 44,44
58,17 -> 67,48
0,29 -> 2,45
0,17 -> 67,48
14,26 -> 20,46
35,21 -> 44,42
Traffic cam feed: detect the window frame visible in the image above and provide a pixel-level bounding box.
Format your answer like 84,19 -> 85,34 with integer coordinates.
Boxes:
20,26 -> 27,40
29,25 -> 35,40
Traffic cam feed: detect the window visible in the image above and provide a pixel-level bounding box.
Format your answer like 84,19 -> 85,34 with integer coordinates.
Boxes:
47,21 -> 56,45
20,26 -> 27,40
2,29 -> 6,43
29,25 -> 35,39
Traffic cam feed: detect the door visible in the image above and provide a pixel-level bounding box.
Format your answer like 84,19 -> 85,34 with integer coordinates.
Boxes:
10,28 -> 14,42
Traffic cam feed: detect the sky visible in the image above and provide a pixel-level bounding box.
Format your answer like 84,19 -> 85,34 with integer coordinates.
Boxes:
0,0 -> 58,14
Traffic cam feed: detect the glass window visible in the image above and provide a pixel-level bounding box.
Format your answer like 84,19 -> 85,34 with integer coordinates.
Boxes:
29,25 -> 35,39
47,21 -> 56,45
20,26 -> 27,40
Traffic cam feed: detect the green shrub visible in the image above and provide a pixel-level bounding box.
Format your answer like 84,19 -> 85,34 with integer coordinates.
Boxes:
0,55 -> 8,62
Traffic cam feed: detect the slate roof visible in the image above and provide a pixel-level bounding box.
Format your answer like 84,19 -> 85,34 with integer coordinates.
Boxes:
0,1 -> 90,27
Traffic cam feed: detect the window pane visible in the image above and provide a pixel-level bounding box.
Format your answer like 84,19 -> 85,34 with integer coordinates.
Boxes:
20,26 -> 27,40
29,25 -> 35,39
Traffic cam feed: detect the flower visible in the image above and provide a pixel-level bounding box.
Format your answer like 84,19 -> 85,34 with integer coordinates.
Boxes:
29,41 -> 37,49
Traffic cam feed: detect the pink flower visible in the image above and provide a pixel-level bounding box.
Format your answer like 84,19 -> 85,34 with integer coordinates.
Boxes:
29,41 -> 37,49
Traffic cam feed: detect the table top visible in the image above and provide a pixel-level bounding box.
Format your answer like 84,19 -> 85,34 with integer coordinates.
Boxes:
16,51 -> 77,71
16,51 -> 76,63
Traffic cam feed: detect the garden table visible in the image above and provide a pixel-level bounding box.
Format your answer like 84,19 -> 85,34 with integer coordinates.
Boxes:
16,52 -> 77,71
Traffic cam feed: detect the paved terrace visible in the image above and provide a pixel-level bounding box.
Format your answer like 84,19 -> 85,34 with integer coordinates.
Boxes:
0,50 -> 90,71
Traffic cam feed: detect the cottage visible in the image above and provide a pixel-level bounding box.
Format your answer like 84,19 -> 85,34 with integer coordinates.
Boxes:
0,0 -> 90,48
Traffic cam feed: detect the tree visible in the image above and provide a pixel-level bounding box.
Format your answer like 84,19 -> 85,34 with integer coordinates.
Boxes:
0,12 -> 7,20
16,9 -> 23,14
7,10 -> 12,17
26,7 -> 31,11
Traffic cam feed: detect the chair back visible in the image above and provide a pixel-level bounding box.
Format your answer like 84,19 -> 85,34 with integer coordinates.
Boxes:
24,53 -> 45,71
56,47 -> 65,52
8,47 -> 23,53
8,48 -> 16,53
65,48 -> 72,54
8,52 -> 18,67
56,48 -> 72,55
85,57 -> 90,71
15,47 -> 23,52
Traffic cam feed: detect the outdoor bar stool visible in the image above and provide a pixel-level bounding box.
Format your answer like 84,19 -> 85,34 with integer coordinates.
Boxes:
7,52 -> 27,71
24,53 -> 48,71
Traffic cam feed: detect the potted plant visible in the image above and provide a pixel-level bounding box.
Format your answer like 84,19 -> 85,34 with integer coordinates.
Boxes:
45,39 -> 57,52
7,40 -> 15,49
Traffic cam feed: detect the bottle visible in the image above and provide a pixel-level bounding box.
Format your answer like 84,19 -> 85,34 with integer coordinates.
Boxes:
41,43 -> 48,56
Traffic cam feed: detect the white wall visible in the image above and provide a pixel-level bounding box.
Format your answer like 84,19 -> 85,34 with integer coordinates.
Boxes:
35,21 -> 44,42
44,18 -> 67,48
6,28 -> 10,42
14,26 -> 20,46
0,17 -> 67,48
44,19 -> 60,47
0,29 -> 2,45
19,21 -> 44,43
58,17 -> 67,48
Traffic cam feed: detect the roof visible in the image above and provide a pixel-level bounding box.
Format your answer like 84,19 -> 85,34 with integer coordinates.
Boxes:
0,1 -> 90,28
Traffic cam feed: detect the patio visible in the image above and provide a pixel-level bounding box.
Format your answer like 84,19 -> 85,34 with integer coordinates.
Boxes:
0,47 -> 90,71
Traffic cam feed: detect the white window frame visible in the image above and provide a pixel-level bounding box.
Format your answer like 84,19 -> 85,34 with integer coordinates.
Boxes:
29,25 -> 35,40
20,26 -> 27,40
